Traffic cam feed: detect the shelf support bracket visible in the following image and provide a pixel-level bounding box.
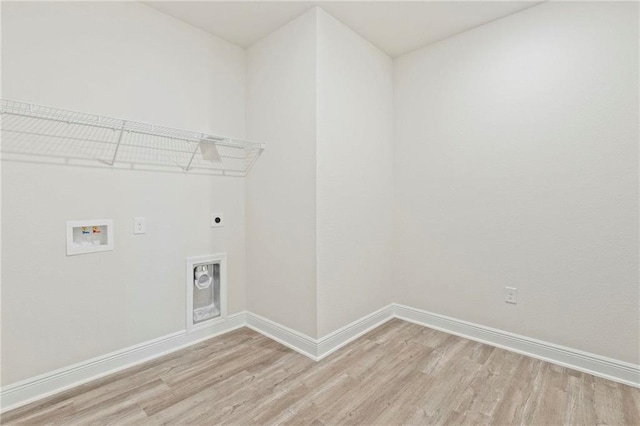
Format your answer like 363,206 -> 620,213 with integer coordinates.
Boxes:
184,135 -> 204,171
110,122 -> 126,166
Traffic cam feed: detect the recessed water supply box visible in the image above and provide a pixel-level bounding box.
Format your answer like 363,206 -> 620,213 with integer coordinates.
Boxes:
186,254 -> 227,332
66,219 -> 114,255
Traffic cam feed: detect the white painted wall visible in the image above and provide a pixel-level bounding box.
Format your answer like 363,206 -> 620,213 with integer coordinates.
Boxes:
245,8 -> 394,338
394,2 -> 639,363
246,9 -> 318,337
3,0 -> 637,389
1,2 -> 247,385
316,10 -> 394,336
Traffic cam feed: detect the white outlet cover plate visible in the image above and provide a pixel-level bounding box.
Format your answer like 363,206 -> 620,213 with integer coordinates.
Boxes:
134,217 -> 146,234
505,287 -> 518,304
211,213 -> 224,227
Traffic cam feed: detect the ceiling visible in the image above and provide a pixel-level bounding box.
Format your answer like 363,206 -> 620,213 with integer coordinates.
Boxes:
144,1 -> 542,57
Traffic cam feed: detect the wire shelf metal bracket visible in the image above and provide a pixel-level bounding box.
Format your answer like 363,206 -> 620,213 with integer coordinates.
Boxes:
110,122 -> 126,166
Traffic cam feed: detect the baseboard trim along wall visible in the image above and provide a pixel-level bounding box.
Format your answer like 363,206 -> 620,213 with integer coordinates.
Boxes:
0,312 -> 247,413
316,305 -> 395,359
392,304 -> 640,388
2,304 -> 638,412
245,304 -> 395,360
245,312 -> 319,359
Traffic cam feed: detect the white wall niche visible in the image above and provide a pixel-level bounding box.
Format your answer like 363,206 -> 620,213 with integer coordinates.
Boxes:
66,219 -> 114,256
186,253 -> 228,333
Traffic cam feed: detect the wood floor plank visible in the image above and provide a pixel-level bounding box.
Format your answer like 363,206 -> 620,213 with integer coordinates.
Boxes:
3,321 -> 638,425
489,355 -> 544,424
332,346 -> 436,425
142,344 -> 286,416
182,352 -> 315,425
1,401 -> 76,426
622,382 -> 640,425
593,376 -> 629,425
564,373 -> 597,425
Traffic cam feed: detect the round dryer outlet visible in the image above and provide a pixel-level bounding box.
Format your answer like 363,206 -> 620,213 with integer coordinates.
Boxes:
211,213 -> 224,227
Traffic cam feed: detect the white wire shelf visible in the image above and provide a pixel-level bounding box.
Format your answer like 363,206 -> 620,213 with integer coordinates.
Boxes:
0,99 -> 265,176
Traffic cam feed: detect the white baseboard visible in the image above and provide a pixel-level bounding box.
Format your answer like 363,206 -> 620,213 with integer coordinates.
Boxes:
316,305 -> 394,359
392,304 -> 640,388
3,304 -> 638,413
246,304 -> 640,388
0,312 -> 246,413
245,305 -> 395,360
245,312 -> 318,359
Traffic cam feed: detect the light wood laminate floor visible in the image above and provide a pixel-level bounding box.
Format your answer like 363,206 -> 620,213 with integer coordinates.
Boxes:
2,319 -> 639,425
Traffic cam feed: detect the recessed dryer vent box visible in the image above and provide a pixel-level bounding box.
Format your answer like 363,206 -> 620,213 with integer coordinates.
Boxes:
66,219 -> 114,256
186,253 -> 227,333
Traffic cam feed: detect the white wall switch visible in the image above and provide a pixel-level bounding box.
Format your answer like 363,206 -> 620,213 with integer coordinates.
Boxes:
505,287 -> 517,304
134,217 -> 146,234
211,213 -> 224,228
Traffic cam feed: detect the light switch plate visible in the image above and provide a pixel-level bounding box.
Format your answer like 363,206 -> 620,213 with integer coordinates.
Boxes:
211,213 -> 224,228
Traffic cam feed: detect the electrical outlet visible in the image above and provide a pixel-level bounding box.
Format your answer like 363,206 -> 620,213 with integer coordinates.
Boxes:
505,287 -> 517,304
134,217 -> 146,234
211,213 -> 224,228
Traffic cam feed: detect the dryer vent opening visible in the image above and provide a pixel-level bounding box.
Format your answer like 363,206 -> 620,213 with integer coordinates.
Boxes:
186,254 -> 227,332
